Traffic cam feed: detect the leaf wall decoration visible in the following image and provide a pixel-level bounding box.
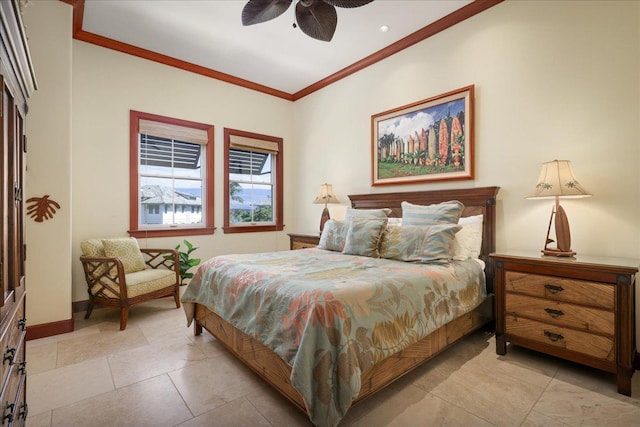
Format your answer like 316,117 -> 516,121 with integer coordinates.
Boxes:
26,195 -> 61,222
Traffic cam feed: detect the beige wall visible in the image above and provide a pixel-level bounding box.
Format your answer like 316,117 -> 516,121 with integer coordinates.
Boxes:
23,1 -> 640,332
70,42 -> 294,302
23,1 -> 73,326
293,0 -> 640,262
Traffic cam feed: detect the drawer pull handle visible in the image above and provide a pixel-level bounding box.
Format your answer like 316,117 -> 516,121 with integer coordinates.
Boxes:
544,330 -> 564,342
2,348 -> 15,365
3,403 -> 14,424
17,318 -> 26,331
544,308 -> 564,318
18,403 -> 27,421
544,284 -> 564,294
17,360 -> 26,375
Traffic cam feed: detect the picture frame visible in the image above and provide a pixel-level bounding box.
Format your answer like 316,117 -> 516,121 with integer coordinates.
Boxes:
371,85 -> 474,186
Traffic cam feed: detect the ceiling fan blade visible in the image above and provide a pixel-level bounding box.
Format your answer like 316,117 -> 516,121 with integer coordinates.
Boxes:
296,0 -> 337,42
242,0 -> 293,26
322,0 -> 374,8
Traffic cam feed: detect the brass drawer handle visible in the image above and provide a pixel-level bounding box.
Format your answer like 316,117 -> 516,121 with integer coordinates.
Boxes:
18,403 -> 27,421
3,403 -> 14,424
544,330 -> 564,342
544,308 -> 564,318
2,348 -> 15,365
544,284 -> 564,294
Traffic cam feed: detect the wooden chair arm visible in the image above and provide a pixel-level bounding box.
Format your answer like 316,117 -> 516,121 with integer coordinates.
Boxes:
79,255 -> 128,299
140,249 -> 180,285
140,249 -> 179,270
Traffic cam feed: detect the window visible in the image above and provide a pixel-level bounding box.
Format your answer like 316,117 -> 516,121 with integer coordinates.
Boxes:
223,128 -> 284,233
129,110 -> 214,238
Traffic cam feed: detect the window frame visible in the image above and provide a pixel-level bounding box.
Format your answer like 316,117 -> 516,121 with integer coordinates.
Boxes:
223,128 -> 284,234
129,110 -> 215,238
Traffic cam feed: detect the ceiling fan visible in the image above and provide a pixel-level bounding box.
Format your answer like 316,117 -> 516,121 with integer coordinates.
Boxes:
241,0 -> 374,42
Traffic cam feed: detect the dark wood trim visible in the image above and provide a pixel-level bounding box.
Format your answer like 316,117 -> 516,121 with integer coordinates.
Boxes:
66,0 -> 503,101
128,110 -> 215,239
291,0 -> 504,100
70,0 -> 293,101
26,318 -> 74,341
222,128 -> 284,234
72,299 -> 89,313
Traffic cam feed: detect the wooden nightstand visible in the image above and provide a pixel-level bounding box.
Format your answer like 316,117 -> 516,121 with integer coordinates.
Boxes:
491,251 -> 638,396
288,233 -> 320,250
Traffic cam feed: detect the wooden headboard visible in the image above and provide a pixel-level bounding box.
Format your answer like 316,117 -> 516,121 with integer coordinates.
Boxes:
348,186 -> 500,292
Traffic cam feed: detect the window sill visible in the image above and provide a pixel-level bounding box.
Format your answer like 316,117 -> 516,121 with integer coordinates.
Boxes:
128,227 -> 215,238
222,224 -> 285,234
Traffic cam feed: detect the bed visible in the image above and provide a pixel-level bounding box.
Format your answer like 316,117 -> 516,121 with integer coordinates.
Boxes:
182,186 -> 499,426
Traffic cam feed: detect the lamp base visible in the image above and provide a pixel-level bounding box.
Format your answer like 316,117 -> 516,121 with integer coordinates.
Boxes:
319,206 -> 330,234
542,203 -> 576,257
541,248 -> 576,257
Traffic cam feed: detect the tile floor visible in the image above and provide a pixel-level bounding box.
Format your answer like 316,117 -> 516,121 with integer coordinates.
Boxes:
26,292 -> 640,427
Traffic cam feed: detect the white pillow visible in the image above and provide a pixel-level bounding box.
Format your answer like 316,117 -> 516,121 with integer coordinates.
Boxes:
452,215 -> 483,260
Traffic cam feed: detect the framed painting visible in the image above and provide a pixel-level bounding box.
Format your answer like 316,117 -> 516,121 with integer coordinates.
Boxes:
371,85 -> 474,186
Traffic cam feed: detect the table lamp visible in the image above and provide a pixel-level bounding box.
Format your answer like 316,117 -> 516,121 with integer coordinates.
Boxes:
313,183 -> 339,234
526,160 -> 591,257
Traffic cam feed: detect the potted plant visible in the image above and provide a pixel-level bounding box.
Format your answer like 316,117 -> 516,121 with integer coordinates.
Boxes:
174,239 -> 201,285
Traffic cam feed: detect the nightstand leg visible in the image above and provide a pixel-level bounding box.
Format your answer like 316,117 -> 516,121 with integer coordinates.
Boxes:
496,334 -> 507,355
617,374 -> 632,396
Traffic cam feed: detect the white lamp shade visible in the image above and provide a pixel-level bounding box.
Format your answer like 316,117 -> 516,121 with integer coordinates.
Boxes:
527,160 -> 591,199
313,183 -> 339,205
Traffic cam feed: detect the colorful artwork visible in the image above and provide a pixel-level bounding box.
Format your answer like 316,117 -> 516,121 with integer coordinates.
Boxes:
371,86 -> 474,185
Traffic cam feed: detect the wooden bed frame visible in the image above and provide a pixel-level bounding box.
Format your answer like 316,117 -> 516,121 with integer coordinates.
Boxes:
192,186 -> 500,417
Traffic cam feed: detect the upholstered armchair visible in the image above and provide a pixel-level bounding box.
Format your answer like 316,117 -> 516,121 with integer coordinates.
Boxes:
79,237 -> 181,330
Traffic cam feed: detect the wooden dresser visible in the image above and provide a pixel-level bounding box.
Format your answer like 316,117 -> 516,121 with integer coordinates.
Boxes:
0,1 -> 36,425
491,251 -> 638,395
287,233 -> 320,250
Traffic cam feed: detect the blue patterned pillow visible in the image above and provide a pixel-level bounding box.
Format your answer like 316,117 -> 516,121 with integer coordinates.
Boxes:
344,207 -> 392,222
342,218 -> 388,257
379,223 -> 461,263
401,200 -> 464,226
317,219 -> 348,252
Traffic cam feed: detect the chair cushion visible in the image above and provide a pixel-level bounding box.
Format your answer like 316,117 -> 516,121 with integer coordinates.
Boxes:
80,239 -> 109,276
92,268 -> 177,299
102,238 -> 146,274
80,239 -> 106,257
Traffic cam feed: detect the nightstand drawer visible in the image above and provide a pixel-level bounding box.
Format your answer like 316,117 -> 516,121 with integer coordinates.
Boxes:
506,315 -> 614,361
292,241 -> 317,250
506,293 -> 614,335
505,271 -> 614,309
288,234 -> 320,250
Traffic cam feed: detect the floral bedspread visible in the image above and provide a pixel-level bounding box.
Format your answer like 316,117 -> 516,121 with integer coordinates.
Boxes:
182,248 -> 485,427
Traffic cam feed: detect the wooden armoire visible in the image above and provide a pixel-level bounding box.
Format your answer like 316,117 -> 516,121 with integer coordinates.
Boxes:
0,1 -> 36,425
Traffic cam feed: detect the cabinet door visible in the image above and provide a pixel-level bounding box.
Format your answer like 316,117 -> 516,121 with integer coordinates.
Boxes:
0,74 -> 25,311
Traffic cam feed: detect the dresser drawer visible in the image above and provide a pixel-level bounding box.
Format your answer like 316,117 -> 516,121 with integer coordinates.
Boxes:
506,293 -> 614,335
505,271 -> 614,309
506,315 -> 614,361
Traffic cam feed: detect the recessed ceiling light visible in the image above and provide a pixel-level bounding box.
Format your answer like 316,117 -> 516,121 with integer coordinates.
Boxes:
380,25 -> 390,33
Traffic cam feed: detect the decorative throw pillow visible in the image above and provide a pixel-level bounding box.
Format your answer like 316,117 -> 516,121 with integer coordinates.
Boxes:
379,224 -> 426,262
401,200 -> 464,226
342,218 -> 388,257
317,219 -> 348,252
380,223 -> 461,263
102,237 -> 146,274
344,207 -> 392,222
452,215 -> 484,260
418,223 -> 462,264
80,238 -> 109,276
